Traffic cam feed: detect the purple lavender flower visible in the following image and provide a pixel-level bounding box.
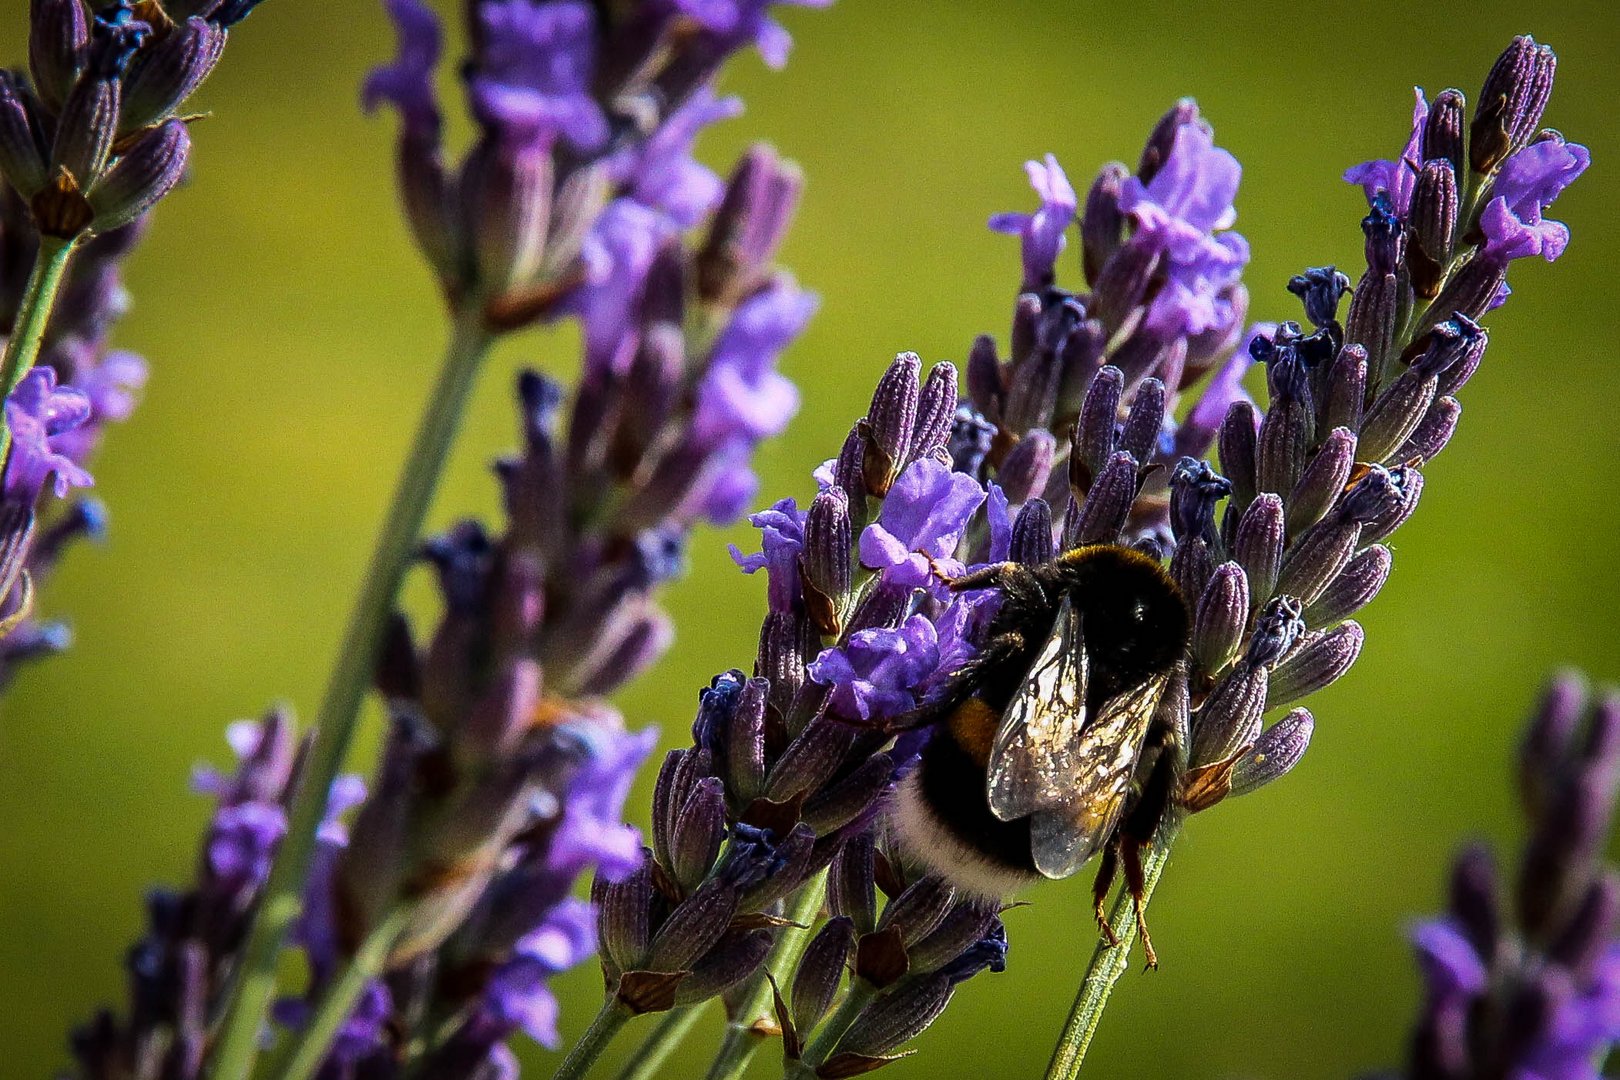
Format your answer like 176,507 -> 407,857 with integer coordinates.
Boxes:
1393,676 -> 1620,1080
466,0 -> 609,149
3,367 -> 93,501
669,0 -> 834,69
808,614 -> 943,721
856,457 -> 986,587
612,86 -> 745,227
1480,135 -> 1591,263
728,497 -> 807,612
988,154 -> 1078,290
1344,88 -> 1428,213
361,0 -> 442,139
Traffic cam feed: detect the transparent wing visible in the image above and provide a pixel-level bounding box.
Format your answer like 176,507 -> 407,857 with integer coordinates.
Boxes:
1028,674 -> 1170,879
986,595 -> 1089,823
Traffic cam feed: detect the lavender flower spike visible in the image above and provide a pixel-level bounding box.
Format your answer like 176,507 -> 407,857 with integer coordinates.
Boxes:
1385,675 -> 1620,1080
989,154 -> 1078,290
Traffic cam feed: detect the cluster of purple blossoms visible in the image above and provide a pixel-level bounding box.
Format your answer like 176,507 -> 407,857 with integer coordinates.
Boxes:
655,34 -> 1590,1073
72,2 -> 828,1077
0,0 -> 260,672
1378,675 -> 1620,1080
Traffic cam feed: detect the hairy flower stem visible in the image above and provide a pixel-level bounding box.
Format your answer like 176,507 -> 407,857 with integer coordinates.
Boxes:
210,310 -> 495,1080
703,875 -> 829,1080
0,235 -> 78,461
267,905 -> 414,1080
1044,827 -> 1178,1080
786,979 -> 878,1080
614,1006 -> 704,1080
552,1001 -> 635,1080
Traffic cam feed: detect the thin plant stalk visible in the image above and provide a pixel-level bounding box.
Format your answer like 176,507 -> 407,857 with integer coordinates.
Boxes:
267,905 -> 415,1080
551,1001 -> 635,1080
614,1006 -> 705,1080
210,309 -> 495,1080
703,875 -> 828,1080
0,235 -> 78,460
1043,827 -> 1178,1080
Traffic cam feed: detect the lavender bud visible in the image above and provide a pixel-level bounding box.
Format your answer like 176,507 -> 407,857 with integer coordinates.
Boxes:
1320,345 -> 1367,437
1169,536 -> 1216,608
652,748 -> 707,871
1305,543 -> 1392,628
835,974 -> 954,1060
1233,494 -> 1285,609
1436,324 -> 1489,397
461,132 -> 552,293
1089,231 -> 1159,333
1471,36 -> 1550,172
965,334 -> 1003,416
792,917 -> 855,1036
1448,842 -> 1501,963
52,63 -> 123,192
119,16 -> 225,132
910,362 -> 959,464
1138,98 -> 1202,182
698,144 -> 803,303
727,678 -> 769,806
1081,161 -> 1128,286
1340,463 -> 1409,525
1009,293 -> 1041,366
1286,266 -> 1352,329
831,427 -> 869,523
1287,427 -> 1357,537
1362,376 -> 1441,467
1118,378 -> 1165,463
29,0 -> 89,113
1423,89 -> 1467,179
0,505 -> 36,606
86,117 -> 189,233
949,405 -> 996,478
1548,873 -> 1620,982
1267,621 -> 1364,709
1362,193 -> 1406,276
801,752 -> 892,834
1420,256 -> 1508,330
1518,771 -> 1613,942
1169,457 -> 1231,547
828,835 -> 876,924
800,487 -> 853,637
740,823 -> 816,911
907,904 -> 1000,975
1247,595 -> 1307,668
1408,161 -> 1459,299
595,858 -> 654,976
876,876 -> 958,948
1228,708 -> 1314,797
758,611 -> 811,720
1360,466 -> 1423,545
0,72 -> 48,200
1072,450 -> 1137,545
1010,499 -> 1055,564
675,929 -> 773,1007
1345,271 -> 1399,376
648,877 -> 746,974
671,778 -> 727,893
1193,562 -> 1250,676
1400,396 -> 1463,463
1519,674 -> 1591,811
1257,396 -> 1310,501
863,353 -> 921,496
1073,365 -> 1123,492
997,430 -> 1056,504
764,713 -> 857,804
1191,663 -> 1268,767
1218,400 -> 1260,514
1276,517 -> 1361,607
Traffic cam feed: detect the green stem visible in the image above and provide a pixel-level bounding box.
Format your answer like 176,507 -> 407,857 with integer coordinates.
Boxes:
0,234 -> 78,462
703,874 -> 828,1080
208,310 -> 495,1080
267,906 -> 414,1080
1043,828 -> 1177,1080
787,979 -> 876,1079
551,1001 -> 634,1080
614,1005 -> 705,1080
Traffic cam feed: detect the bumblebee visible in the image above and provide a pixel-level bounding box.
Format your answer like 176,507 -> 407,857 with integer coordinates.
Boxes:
889,544 -> 1190,966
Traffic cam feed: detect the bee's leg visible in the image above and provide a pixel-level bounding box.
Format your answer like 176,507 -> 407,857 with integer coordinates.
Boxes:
1120,837 -> 1158,971
1090,839 -> 1122,947
933,560 -> 1019,591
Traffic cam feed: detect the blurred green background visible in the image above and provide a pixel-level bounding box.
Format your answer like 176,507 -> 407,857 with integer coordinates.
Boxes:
2,1 -> 1618,1077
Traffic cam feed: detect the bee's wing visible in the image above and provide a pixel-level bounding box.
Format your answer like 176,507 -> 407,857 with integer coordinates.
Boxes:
1027,673 -> 1170,879
986,594 -> 1089,823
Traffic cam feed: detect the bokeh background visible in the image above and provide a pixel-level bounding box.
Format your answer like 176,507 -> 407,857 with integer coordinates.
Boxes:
2,1 -> 1618,1077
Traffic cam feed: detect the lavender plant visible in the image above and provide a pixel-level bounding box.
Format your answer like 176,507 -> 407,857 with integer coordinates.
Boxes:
548,32 -> 1591,1080
0,0 -> 261,671
1377,673 -> 1620,1080
70,2 -> 827,1079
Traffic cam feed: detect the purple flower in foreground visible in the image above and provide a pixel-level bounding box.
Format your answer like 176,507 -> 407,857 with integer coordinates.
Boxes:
467,0 -> 608,149
361,0 -> 442,137
1344,87 -> 1428,212
728,497 -> 807,612
480,899 -> 598,1048
1480,136 -> 1591,263
857,457 -> 986,587
989,154 -> 1078,290
808,613 -> 942,721
3,368 -> 94,501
